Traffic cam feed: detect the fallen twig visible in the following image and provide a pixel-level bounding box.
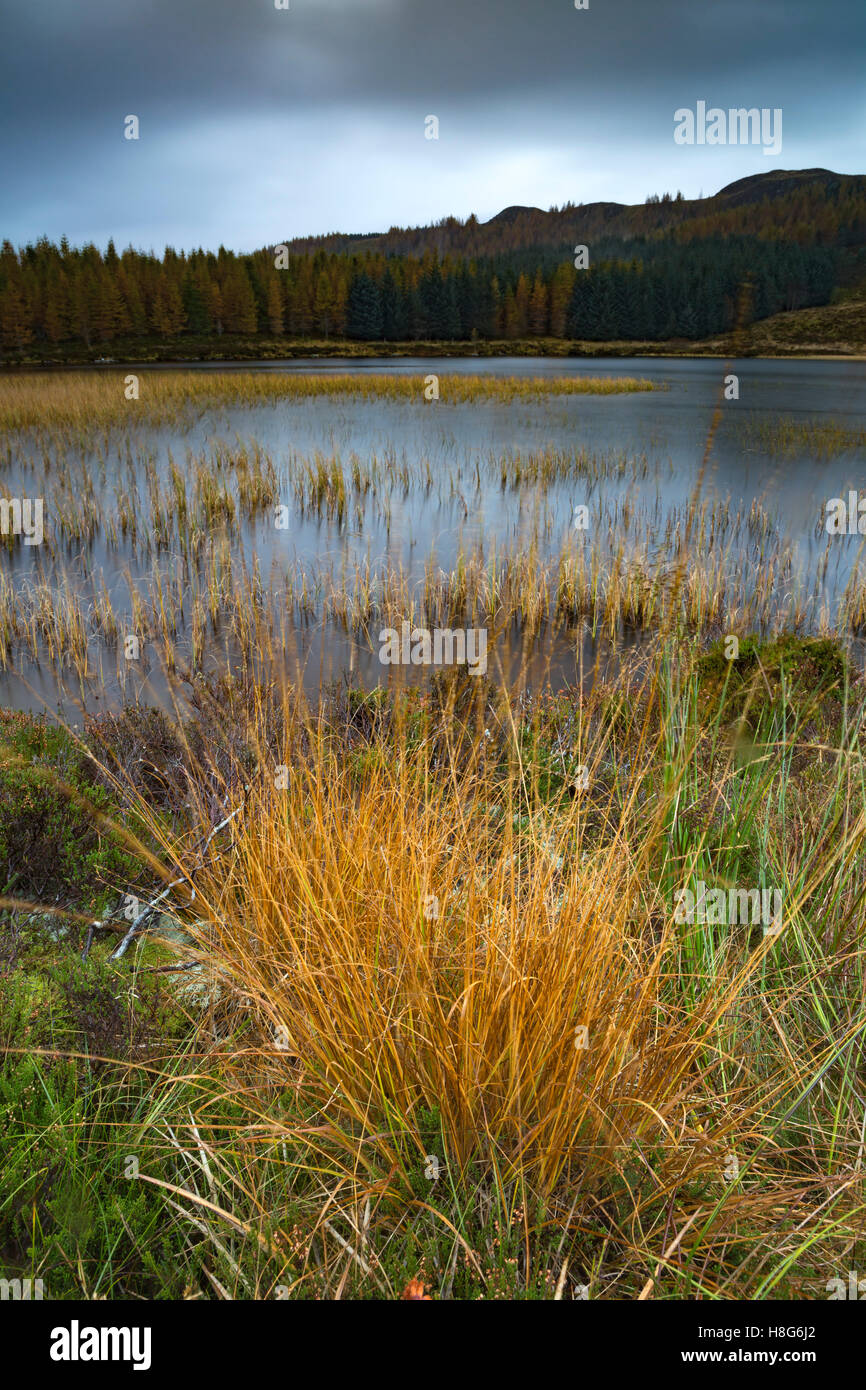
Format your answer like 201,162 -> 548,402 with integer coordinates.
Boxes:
108,793 -> 247,961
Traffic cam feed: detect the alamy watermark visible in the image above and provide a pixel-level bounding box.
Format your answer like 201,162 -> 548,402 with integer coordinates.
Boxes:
0,497 -> 43,546
674,102 -> 782,156
1,1276 -> 43,1300
674,882 -> 783,935
826,1270 -> 866,1299
379,621 -> 487,676
826,492 -> 866,534
50,1321 -> 152,1371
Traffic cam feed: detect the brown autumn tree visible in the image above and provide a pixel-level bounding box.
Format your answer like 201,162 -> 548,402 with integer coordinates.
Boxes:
266,275 -> 284,336
0,277 -> 33,349
528,271 -> 549,336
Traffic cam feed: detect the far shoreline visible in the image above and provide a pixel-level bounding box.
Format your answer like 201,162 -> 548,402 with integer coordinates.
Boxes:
2,338 -> 866,370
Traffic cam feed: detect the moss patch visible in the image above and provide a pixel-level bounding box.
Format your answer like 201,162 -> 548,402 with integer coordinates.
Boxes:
0,712 -> 142,909
695,635 -> 849,728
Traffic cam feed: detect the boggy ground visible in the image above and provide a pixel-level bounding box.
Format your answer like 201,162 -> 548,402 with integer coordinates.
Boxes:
1,632 -> 865,1300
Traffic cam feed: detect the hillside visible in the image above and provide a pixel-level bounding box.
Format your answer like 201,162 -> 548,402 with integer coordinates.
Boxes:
281,169 -> 866,262
711,291 -> 866,355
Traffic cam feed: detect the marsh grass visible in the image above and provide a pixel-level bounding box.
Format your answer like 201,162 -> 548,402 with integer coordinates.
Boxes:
0,370 -> 661,434
6,369 -> 860,693
737,415 -> 866,460
0,444 -> 847,688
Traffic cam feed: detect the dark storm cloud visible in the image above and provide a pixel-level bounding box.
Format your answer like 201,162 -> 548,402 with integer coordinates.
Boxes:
1,0 -> 863,250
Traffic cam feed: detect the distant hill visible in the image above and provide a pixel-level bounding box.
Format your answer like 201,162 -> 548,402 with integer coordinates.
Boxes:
280,169 -> 866,265
713,168 -> 844,206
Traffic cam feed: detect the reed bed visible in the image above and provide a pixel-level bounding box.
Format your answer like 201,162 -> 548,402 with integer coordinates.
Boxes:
737,415 -> 866,459
0,370 -> 661,435
0,525 -> 846,690
0,398 -> 840,692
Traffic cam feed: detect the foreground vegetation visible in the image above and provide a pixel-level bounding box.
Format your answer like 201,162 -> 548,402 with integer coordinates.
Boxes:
2,633 -> 865,1300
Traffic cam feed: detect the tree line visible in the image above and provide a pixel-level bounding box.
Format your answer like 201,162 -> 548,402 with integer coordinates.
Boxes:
0,232 -> 839,352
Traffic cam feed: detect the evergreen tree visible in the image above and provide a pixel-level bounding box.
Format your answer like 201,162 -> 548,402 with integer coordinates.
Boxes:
346,272 -> 383,339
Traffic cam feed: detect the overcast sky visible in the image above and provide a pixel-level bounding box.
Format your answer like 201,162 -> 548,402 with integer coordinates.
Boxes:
1,0 -> 863,253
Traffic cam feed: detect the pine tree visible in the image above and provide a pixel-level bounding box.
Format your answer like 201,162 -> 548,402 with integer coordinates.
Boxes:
313,270 -> 335,336
71,271 -> 94,348
290,259 -> 314,336
441,275 -> 460,338
454,265 -> 477,338
330,264 -> 349,337
209,283 -> 224,335
346,273 -> 383,340
120,265 -> 149,337
150,273 -> 186,336
183,267 -> 213,335
514,273 -> 531,336
488,276 -> 502,337
381,267 -> 398,340
502,286 -> 519,339
41,269 -> 68,343
548,263 -> 574,338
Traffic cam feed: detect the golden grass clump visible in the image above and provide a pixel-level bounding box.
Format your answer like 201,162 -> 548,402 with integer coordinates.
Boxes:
180,728 -> 714,1201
